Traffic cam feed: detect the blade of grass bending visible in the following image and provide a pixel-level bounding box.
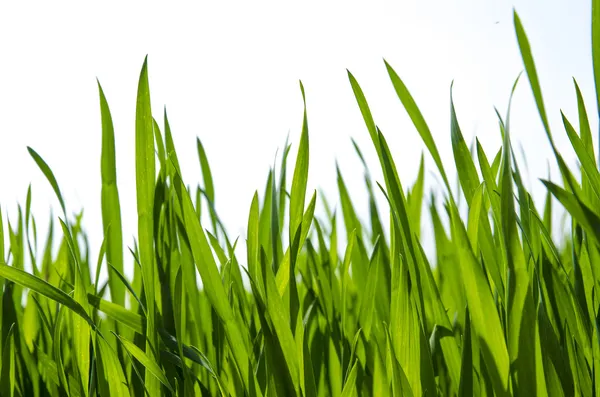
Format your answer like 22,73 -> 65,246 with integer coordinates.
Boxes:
107,262 -> 146,314
134,56 -> 160,396
561,112 -> 600,202
0,262 -> 94,327
98,80 -> 125,307
27,147 -> 66,217
573,79 -> 595,161
116,334 -> 174,393
87,294 -> 144,334
196,137 -> 217,232
383,60 -> 452,195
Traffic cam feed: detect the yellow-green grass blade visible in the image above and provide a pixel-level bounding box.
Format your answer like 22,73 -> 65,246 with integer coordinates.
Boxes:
561,112 -> 600,202
450,84 -> 480,206
153,118 -> 166,174
87,294 -> 144,334
449,203 -> 510,395
573,79 -> 594,163
98,80 -> 125,307
247,192 -> 263,299
134,56 -> 159,396
164,109 -> 182,176
289,81 -> 310,264
196,137 -> 217,232
340,361 -> 359,397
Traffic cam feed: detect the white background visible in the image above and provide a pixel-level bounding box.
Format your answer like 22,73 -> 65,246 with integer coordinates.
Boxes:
0,1 -> 594,274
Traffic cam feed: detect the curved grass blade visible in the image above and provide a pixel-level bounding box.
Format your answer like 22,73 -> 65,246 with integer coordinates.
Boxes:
0,262 -> 94,327
384,60 -> 451,193
87,294 -> 144,334
27,147 -> 66,216
116,334 -> 174,394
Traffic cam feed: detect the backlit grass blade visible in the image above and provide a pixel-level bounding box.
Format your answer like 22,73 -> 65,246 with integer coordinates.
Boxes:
450,83 -> 480,206
574,79 -> 594,160
98,80 -> 125,307
116,334 -> 174,394
384,59 -> 451,194
289,81 -> 310,264
449,203 -> 510,395
196,137 -> 217,232
27,147 -> 67,217
561,112 -> 600,202
87,294 -> 144,334
0,262 -> 94,326
95,335 -> 129,397
134,56 -> 159,396
347,70 -> 381,157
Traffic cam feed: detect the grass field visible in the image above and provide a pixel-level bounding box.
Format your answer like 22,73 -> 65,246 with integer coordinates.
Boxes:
1,6 -> 600,397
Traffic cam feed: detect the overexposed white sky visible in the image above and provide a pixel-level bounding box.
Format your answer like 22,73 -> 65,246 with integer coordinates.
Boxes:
0,1 -> 594,273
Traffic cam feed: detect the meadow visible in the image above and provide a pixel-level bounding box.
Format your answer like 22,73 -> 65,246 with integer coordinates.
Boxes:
1,6 -> 600,397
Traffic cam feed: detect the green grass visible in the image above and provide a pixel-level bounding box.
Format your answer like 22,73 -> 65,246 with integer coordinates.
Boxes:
1,6 -> 600,397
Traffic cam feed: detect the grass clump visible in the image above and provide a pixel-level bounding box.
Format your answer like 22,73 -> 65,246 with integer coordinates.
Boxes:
1,6 -> 600,397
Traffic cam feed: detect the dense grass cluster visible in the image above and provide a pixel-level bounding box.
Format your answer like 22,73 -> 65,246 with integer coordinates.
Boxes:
3,7 -> 600,397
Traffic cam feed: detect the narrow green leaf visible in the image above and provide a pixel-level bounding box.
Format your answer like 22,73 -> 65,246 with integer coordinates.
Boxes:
117,335 -> 174,393
98,80 -> 125,306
